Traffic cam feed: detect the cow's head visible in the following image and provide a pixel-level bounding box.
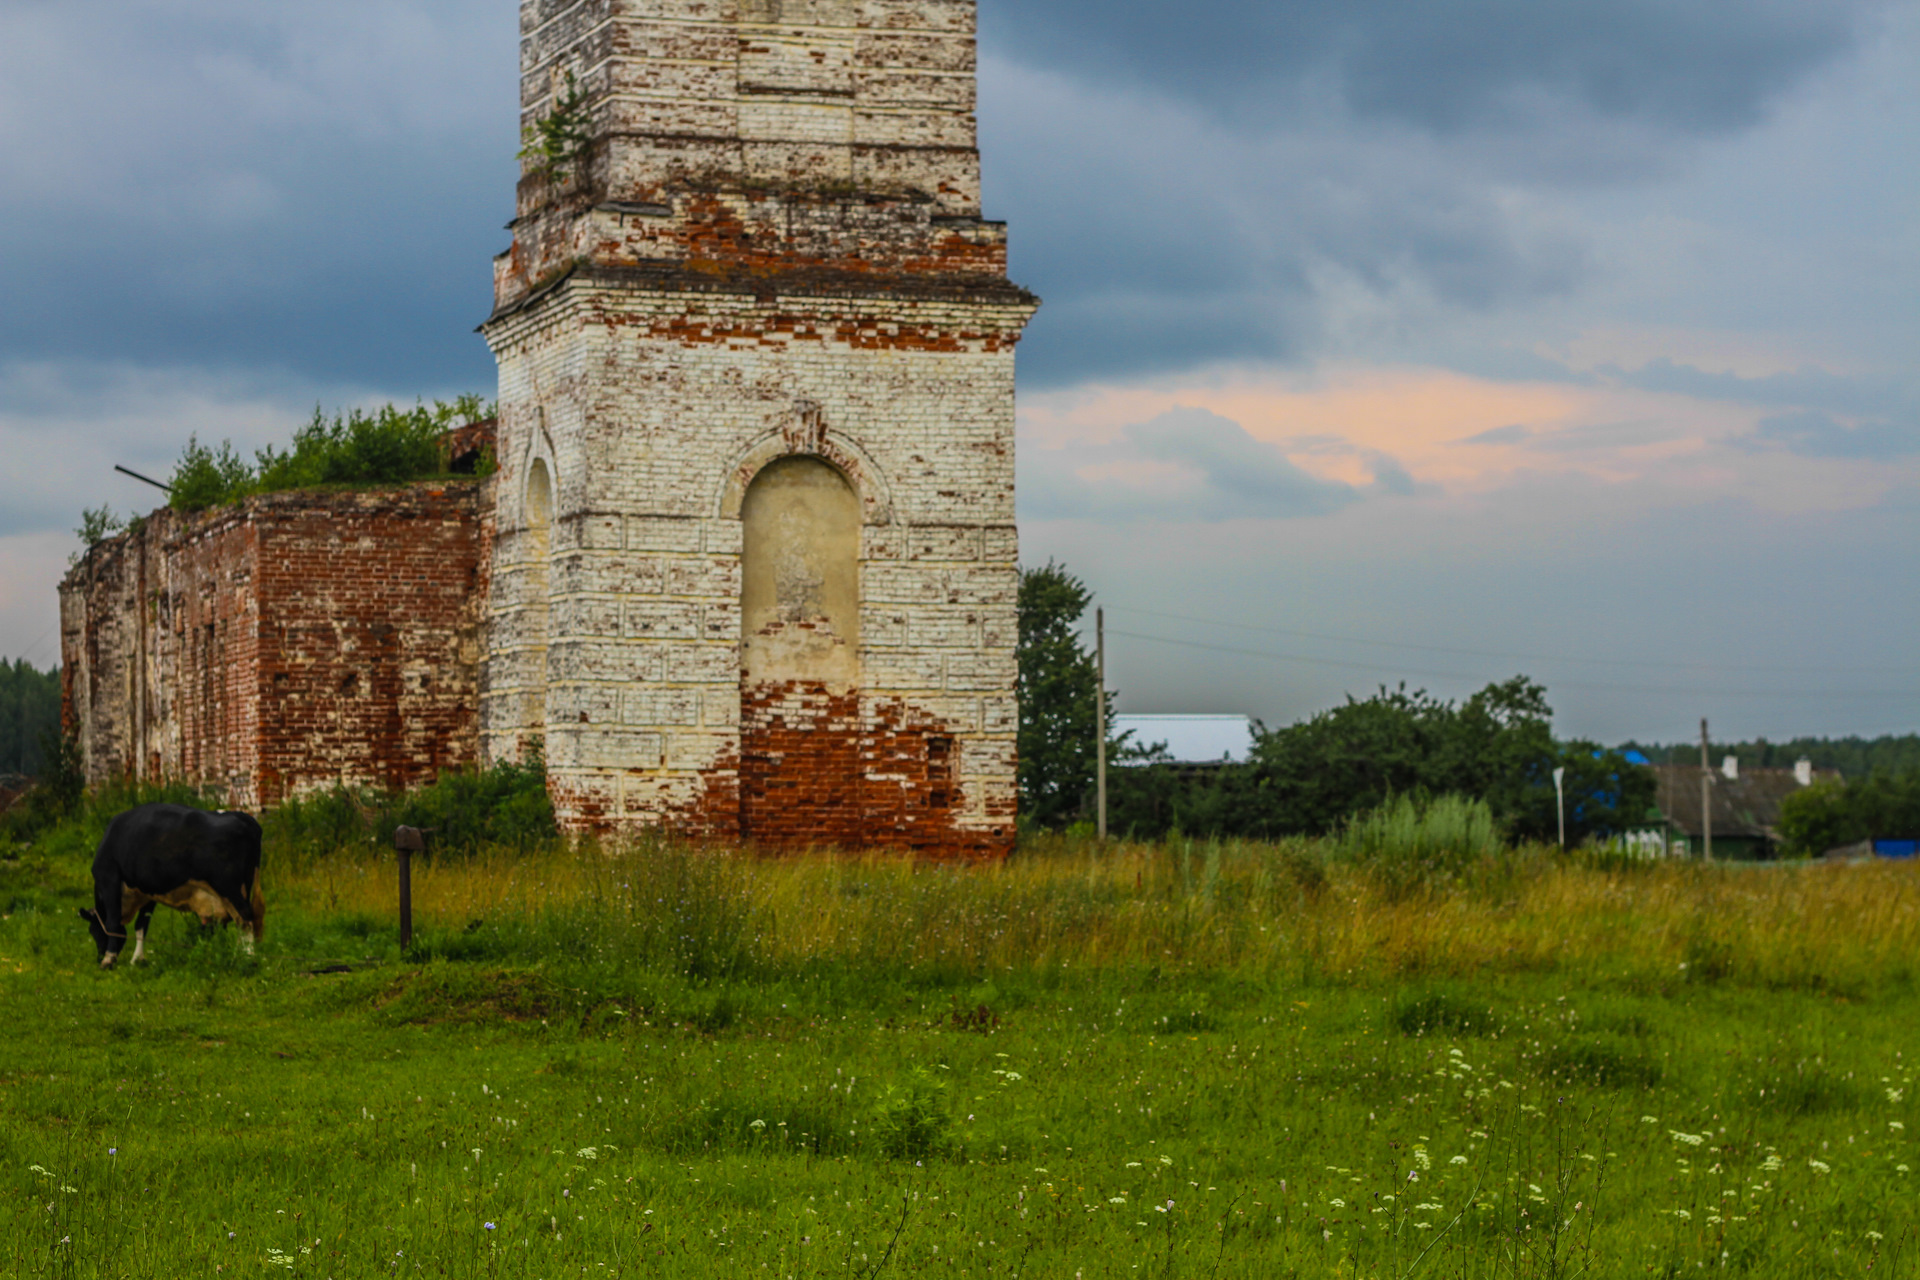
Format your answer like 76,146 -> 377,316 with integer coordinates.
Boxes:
77,908 -> 122,967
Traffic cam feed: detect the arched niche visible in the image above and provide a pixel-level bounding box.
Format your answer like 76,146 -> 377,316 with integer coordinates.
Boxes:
739,455 -> 861,690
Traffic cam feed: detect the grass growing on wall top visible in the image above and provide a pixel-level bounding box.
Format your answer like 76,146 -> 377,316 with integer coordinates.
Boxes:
0,823 -> 1915,1276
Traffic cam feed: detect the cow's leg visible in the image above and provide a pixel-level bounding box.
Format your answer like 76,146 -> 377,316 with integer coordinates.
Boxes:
247,867 -> 265,944
129,902 -> 159,964
92,870 -> 128,968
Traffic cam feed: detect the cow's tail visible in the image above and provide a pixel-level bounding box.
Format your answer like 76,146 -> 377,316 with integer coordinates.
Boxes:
248,867 -> 265,943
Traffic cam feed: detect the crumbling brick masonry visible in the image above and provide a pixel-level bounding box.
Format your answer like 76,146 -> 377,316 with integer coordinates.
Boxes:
482,0 -> 1035,854
60,484 -> 491,808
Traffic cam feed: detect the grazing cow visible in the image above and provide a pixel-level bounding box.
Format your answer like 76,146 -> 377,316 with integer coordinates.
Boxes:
78,803 -> 264,968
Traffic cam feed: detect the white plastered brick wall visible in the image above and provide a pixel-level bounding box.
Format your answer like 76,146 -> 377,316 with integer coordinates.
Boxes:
482,280 -> 1026,839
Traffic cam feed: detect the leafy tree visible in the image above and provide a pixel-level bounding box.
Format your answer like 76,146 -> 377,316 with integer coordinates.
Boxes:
1776,771 -> 1920,857
75,505 -> 124,546
1016,562 -> 1117,829
1775,779 -> 1861,857
1106,676 -> 1651,844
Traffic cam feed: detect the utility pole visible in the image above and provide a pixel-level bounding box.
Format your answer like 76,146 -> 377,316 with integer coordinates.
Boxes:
1699,717 -> 1713,862
1553,766 -> 1566,850
1095,606 -> 1107,842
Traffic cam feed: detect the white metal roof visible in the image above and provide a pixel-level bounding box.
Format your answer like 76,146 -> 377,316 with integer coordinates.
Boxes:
1113,714 -> 1255,765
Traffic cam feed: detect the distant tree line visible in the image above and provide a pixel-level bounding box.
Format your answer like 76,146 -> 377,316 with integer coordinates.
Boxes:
1626,734 -> 1920,780
1015,563 -> 1653,844
0,658 -> 62,780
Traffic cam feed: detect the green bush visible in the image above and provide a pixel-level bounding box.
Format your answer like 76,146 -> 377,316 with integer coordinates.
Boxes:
1335,792 -> 1500,897
169,436 -> 255,511
1775,770 -> 1920,856
168,396 -> 493,512
267,752 -> 558,864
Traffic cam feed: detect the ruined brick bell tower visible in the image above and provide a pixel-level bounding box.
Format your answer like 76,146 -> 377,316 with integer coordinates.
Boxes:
481,0 -> 1036,854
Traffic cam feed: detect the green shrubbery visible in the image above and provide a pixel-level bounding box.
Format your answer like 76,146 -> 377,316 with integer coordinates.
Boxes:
169,396 -> 493,513
1775,769 -> 1920,856
1100,680 -> 1652,845
267,752 -> 558,864
1335,792 -> 1501,898
5,752 -> 556,864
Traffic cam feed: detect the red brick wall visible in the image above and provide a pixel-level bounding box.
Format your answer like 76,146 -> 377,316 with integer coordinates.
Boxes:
251,485 -> 489,802
61,481 -> 492,807
738,681 -> 1011,859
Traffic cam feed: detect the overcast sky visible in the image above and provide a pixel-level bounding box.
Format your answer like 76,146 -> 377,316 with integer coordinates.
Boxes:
2,0 -> 1915,744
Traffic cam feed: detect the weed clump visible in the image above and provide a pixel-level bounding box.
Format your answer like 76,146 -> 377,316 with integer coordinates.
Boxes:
1536,1039 -> 1663,1089
870,1068 -> 951,1161
1768,1066 -> 1868,1115
1395,992 -> 1499,1037
1337,793 -> 1501,898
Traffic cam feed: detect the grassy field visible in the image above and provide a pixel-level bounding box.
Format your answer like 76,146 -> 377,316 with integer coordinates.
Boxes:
0,831 -> 1915,1278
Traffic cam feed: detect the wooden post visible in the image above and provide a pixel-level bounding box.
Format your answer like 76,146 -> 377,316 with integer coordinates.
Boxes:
394,825 -> 425,949
1699,718 -> 1713,862
1096,606 -> 1107,842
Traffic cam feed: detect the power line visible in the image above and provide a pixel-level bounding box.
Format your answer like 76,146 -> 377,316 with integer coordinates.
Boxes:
1103,604 -> 1915,677
14,620 -> 58,670
1105,628 -> 1920,701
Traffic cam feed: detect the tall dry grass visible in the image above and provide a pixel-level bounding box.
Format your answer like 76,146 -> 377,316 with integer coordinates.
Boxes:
266,835 -> 1920,993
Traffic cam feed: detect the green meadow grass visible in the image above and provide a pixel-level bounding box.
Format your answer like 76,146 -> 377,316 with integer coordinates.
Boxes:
0,835 -> 1914,1278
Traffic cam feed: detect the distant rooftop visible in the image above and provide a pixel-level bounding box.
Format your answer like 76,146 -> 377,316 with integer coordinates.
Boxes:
1114,714 -> 1255,765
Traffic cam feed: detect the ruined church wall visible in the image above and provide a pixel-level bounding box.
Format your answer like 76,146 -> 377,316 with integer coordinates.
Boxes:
484,278 -> 1024,854
60,484 -> 492,808
61,508 -> 263,797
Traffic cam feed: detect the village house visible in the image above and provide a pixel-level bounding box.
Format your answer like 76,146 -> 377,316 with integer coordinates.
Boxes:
1642,756 -> 1837,859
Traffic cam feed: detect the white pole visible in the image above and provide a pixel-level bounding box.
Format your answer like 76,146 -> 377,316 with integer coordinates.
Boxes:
1096,606 -> 1107,842
1553,766 -> 1566,850
1700,717 -> 1713,862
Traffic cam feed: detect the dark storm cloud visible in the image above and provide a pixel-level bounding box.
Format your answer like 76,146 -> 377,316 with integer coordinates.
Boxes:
1022,408 -> 1357,520
0,1 -> 515,391
978,0 -> 1894,385
0,0 -> 1900,406
986,56 -> 1596,385
981,0 -> 1873,135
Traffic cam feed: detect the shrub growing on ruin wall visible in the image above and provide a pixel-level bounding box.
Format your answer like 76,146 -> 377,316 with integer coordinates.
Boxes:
168,395 -> 492,512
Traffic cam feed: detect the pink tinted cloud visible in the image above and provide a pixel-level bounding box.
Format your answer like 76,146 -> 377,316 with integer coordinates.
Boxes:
1018,363 -> 1902,513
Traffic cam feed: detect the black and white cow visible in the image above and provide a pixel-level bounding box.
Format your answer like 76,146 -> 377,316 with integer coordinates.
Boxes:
78,803 -> 264,967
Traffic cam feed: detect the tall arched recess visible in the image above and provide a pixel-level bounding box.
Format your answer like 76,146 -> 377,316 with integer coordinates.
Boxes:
738,456 -> 862,845
522,457 -> 554,753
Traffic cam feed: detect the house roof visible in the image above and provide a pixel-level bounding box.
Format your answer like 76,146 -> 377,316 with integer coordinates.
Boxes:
1114,714 -> 1255,765
1651,763 -> 1838,839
